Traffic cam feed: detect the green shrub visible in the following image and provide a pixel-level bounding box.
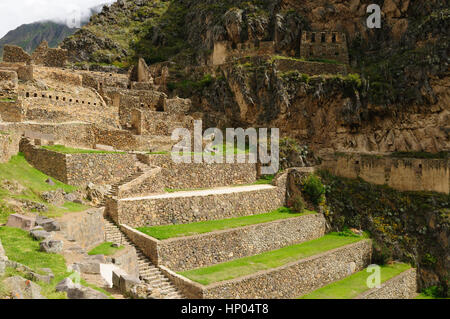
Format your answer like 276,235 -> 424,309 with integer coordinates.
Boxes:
422,286 -> 445,298
372,241 -> 394,265
303,175 -> 326,205
292,196 -> 305,213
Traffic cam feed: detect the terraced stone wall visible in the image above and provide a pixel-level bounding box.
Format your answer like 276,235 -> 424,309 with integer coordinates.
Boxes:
159,240 -> 372,299
321,153 -> 449,194
0,131 -> 20,163
118,154 -> 258,197
20,138 -> 68,183
58,208 -> 105,250
0,122 -> 96,149
0,100 -> 25,122
356,268 -> 418,299
110,172 -> 287,227
20,138 -> 137,186
120,214 -> 326,271
64,152 -> 136,186
131,109 -> 194,136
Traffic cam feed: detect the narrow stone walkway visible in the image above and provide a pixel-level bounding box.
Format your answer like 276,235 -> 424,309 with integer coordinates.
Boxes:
120,184 -> 276,201
103,218 -> 184,299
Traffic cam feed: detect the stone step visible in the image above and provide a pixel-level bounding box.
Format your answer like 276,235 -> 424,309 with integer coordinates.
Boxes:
102,216 -> 185,299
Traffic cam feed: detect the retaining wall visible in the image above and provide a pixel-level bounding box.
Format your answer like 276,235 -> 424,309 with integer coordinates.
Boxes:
58,208 -> 105,250
274,59 -> 348,75
20,138 -> 137,186
0,100 -> 25,122
159,240 -> 372,299
109,172 -> 287,227
0,131 -> 20,163
321,153 -> 449,194
120,213 -> 326,271
116,154 -> 258,198
356,268 -> 418,299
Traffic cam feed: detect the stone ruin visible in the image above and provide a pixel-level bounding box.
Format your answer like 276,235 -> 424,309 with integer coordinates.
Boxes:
212,30 -> 350,67
2,45 -> 32,64
300,31 -> 349,64
3,42 -> 68,68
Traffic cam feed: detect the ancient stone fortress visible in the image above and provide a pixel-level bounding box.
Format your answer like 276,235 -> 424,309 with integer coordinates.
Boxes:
0,37 -> 438,300
212,30 -> 350,76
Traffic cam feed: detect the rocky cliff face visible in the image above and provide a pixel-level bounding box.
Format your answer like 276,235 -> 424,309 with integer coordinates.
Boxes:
193,56 -> 448,154
62,0 -> 449,154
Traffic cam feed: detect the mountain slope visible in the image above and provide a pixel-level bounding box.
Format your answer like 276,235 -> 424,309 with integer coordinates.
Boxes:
0,21 -> 77,57
0,3 -> 107,58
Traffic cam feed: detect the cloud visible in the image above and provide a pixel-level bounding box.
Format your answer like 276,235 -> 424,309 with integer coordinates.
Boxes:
0,0 -> 116,38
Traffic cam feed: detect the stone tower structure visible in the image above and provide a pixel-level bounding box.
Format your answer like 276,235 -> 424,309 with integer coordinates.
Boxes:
300,31 -> 349,64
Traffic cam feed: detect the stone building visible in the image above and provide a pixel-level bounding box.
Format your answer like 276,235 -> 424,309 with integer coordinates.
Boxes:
299,31 -> 349,64
3,42 -> 68,68
2,45 -> 32,64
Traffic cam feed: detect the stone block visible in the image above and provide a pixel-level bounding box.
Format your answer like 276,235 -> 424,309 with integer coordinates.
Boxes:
112,268 -> 127,289
119,274 -> 141,294
30,229 -> 53,241
6,214 -> 36,231
40,239 -> 63,253
3,276 -> 46,299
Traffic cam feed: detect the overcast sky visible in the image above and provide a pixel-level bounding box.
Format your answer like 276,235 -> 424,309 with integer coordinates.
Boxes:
0,0 -> 116,38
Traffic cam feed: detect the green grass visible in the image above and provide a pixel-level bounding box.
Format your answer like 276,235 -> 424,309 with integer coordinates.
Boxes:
41,145 -> 125,154
0,227 -> 70,298
0,98 -> 16,102
88,242 -> 125,256
0,153 -> 76,194
300,263 -> 412,299
0,227 -> 114,299
0,153 -> 88,223
271,55 -> 343,65
253,175 -> 275,185
415,294 -> 450,299
137,207 -> 314,240
179,233 -> 368,285
415,286 -> 450,299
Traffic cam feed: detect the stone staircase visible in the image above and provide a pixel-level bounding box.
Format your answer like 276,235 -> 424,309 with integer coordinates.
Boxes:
98,159 -> 151,207
103,217 -> 184,299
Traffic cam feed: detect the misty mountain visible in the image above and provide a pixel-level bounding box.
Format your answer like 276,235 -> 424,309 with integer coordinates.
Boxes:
0,3 -> 106,57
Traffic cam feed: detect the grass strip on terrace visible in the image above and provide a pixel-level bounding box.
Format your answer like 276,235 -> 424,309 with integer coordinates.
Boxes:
179,233 -> 368,285
88,242 -> 124,256
137,207 -> 314,240
299,263 -> 411,299
41,145 -> 125,154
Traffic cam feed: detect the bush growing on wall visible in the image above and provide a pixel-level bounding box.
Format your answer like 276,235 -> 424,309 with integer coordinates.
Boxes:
303,174 -> 326,205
